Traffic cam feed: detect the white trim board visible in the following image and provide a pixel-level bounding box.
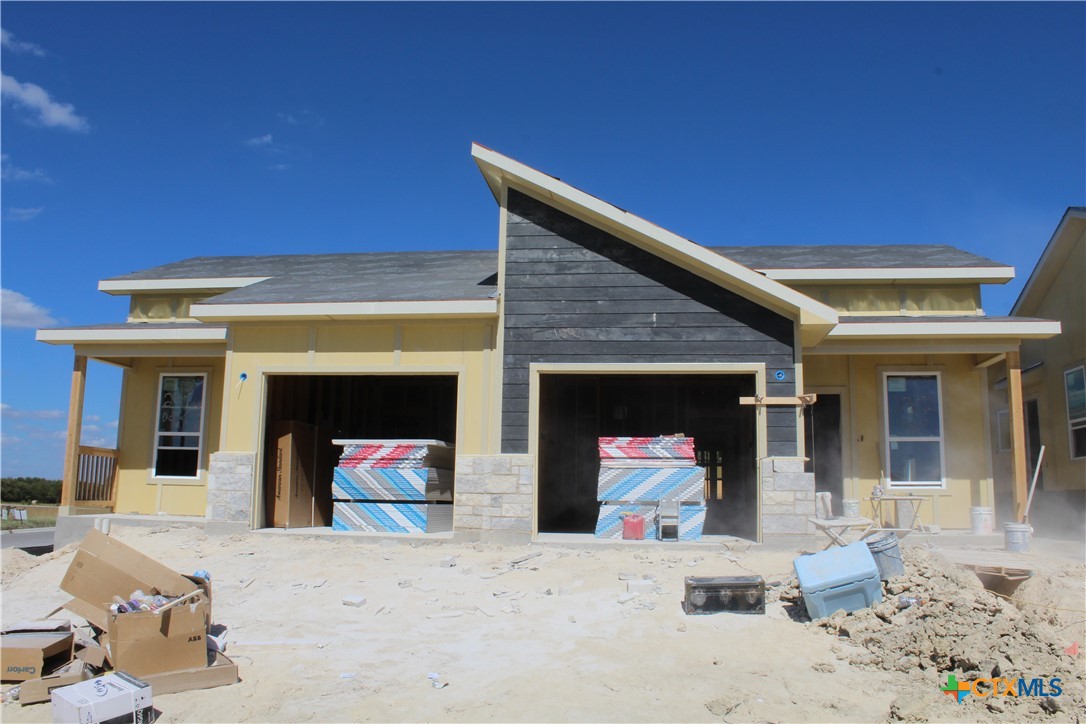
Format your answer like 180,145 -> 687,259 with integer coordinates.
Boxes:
37,327 -> 228,344
762,267 -> 1014,283
99,277 -> 270,294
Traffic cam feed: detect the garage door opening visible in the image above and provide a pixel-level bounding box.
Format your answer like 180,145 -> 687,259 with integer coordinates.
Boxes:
538,374 -> 757,539
262,375 -> 457,529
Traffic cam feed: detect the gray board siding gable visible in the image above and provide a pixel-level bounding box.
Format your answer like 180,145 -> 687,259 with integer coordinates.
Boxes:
502,189 -> 797,455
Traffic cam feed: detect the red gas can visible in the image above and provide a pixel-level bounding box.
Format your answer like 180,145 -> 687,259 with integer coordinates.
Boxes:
622,514 -> 645,540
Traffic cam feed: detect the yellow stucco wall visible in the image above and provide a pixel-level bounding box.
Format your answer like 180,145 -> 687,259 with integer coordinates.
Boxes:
222,320 -> 498,458
113,356 -> 225,516
805,353 -> 992,529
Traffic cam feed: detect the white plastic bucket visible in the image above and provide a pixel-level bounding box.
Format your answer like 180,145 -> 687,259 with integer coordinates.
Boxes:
970,507 -> 994,535
1004,522 -> 1032,553
842,499 -> 860,518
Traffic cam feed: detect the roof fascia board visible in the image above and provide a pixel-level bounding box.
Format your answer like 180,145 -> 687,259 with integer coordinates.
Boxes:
190,299 -> 499,321
1011,209 -> 1086,315
826,320 -> 1061,339
806,340 -> 1021,356
764,267 -> 1014,283
98,277 -> 271,295
471,144 -> 839,333
36,327 -> 229,345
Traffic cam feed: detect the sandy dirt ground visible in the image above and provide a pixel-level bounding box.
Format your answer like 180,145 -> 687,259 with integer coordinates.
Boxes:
2,526 -> 1084,723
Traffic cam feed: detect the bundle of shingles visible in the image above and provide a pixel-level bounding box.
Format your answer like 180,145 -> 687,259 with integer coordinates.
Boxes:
594,435 -> 707,540
331,440 -> 454,533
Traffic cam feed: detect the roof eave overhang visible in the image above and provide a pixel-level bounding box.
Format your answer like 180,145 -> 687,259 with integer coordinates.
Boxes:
824,320 -> 1062,340
471,143 -> 839,343
189,299 -> 499,321
36,327 -> 229,345
98,277 -> 271,295
763,268 -> 1014,284
1012,209 -> 1086,315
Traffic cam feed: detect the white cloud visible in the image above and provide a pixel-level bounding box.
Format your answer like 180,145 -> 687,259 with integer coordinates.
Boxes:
277,110 -> 324,128
246,133 -> 273,147
5,206 -> 44,221
269,163 -> 290,172
1,29 -> 47,57
1,73 -> 89,132
1,153 -> 52,184
0,288 -> 57,328
0,403 -> 65,419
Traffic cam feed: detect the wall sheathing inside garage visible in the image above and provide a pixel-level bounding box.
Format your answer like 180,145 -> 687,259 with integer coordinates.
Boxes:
500,189 -> 811,539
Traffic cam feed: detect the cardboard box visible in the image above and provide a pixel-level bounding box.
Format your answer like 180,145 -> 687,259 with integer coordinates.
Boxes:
266,422 -> 338,528
59,529 -> 208,631
137,652 -> 238,696
1,630 -> 75,682
19,661 -> 92,705
51,671 -> 154,724
106,595 -> 209,678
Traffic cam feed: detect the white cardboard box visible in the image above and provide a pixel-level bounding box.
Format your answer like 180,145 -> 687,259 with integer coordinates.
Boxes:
51,671 -> 154,724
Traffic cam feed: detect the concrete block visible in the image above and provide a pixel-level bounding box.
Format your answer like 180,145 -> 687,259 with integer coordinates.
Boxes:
485,475 -> 519,495
491,517 -> 531,532
209,472 -> 252,492
453,514 -> 484,529
484,456 -> 513,475
772,458 -> 806,473
501,503 -> 533,518
517,467 -> 534,485
761,503 -> 797,515
772,472 -> 814,491
762,490 -> 795,506
454,475 -> 487,494
761,514 -> 809,534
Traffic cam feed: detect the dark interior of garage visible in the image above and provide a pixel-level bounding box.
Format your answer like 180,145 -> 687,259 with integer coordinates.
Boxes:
262,374 -> 457,527
538,374 -> 757,539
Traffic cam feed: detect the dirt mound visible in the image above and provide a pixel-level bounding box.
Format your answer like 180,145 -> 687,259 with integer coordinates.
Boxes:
805,547 -> 1083,720
1,548 -> 41,585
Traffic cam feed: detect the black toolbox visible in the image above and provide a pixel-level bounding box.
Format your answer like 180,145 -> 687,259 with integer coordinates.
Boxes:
682,575 -> 765,615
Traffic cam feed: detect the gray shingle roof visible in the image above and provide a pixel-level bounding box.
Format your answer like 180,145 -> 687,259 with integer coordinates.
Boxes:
709,245 -> 1006,270
108,251 -> 499,305
104,243 -> 1007,306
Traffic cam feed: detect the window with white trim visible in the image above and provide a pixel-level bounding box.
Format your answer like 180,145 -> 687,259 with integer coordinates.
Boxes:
882,372 -> 945,488
1065,365 -> 1086,460
154,374 -> 206,478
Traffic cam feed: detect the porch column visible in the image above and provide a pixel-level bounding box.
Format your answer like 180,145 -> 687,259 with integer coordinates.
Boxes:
1006,349 -> 1029,522
60,354 -> 87,513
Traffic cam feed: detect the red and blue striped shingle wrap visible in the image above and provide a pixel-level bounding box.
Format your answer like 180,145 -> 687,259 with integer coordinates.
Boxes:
597,466 -> 705,503
598,436 -> 695,462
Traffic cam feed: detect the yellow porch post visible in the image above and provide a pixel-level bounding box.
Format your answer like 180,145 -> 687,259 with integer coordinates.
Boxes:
60,354 -> 87,512
1006,349 -> 1029,523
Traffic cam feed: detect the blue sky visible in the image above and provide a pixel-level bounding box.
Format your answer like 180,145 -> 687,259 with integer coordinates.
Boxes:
2,2 -> 1083,478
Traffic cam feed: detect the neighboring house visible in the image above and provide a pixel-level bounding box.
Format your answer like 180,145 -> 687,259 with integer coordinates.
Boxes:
37,145 -> 1060,542
989,208 -> 1085,535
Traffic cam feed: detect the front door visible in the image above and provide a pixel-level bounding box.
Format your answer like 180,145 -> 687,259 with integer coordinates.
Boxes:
805,394 -> 843,516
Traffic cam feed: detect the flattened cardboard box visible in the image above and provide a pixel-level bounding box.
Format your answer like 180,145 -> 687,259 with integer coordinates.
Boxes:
19,661 -> 92,705
106,595 -> 210,677
138,652 -> 239,696
1,631 -> 74,682
59,529 -> 209,631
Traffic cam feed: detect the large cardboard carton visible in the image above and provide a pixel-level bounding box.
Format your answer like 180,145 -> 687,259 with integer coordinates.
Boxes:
51,671 -> 154,724
266,422 -> 338,528
137,652 -> 238,696
19,661 -> 92,705
1,631 -> 74,682
59,529 -> 208,631
106,595 -> 210,678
